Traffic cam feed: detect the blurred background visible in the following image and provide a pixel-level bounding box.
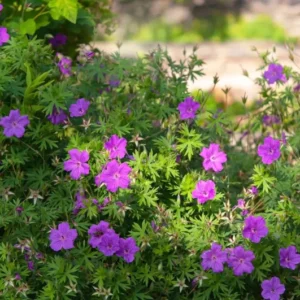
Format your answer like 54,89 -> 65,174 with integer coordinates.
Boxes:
95,0 -> 300,109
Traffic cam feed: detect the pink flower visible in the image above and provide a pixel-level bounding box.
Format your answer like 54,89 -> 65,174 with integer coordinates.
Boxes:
201,243 -> 227,273
178,97 -> 200,120
95,160 -> 131,192
57,56 -> 72,76
200,143 -> 227,172
257,136 -> 281,165
63,149 -> 90,180
242,215 -> 268,243
69,98 -> 90,117
104,135 -> 127,159
0,27 -> 10,46
192,180 -> 216,204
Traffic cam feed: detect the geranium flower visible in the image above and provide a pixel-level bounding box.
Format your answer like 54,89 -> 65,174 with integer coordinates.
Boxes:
200,143 -> 227,172
227,246 -> 255,276
95,160 -> 131,193
49,222 -> 78,251
69,98 -> 90,117
279,245 -> 300,270
261,277 -> 285,300
242,215 -> 268,243
0,27 -> 10,46
263,64 -> 286,84
49,33 -> 67,47
63,149 -> 90,180
0,109 -> 29,138
88,221 -> 114,248
104,134 -> 127,159
177,97 -> 200,120
257,136 -> 281,165
192,180 -> 216,204
58,56 -> 72,76
97,232 -> 120,256
201,243 -> 227,273
47,107 -> 67,125
116,237 -> 139,263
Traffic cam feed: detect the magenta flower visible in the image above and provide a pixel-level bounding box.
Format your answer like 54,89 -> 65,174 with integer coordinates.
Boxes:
63,149 -> 90,180
250,186 -> 258,195
262,115 -> 281,126
279,245 -> 300,270
242,215 -> 268,243
97,232 -> 120,256
0,27 -> 10,46
200,143 -> 227,172
47,107 -> 67,125
88,221 -> 114,248
95,160 -> 131,193
200,243 -> 227,273
0,109 -> 29,138
49,33 -> 67,47
104,134 -> 127,159
15,273 -> 21,281
263,64 -> 286,84
227,246 -> 255,276
69,98 -> 90,117
258,136 -> 281,165
178,97 -> 200,120
49,222 -> 78,251
58,56 -> 72,76
116,237 -> 140,263
192,180 -> 216,204
261,277 -> 285,300
0,4 -> 3,11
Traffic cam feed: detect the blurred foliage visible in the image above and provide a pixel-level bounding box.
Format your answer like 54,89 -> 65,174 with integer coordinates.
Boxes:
120,14 -> 294,44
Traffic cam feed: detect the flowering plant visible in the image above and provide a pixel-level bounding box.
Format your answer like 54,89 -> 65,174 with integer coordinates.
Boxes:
0,11 -> 300,300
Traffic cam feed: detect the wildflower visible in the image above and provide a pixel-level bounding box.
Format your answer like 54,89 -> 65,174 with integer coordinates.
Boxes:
279,245 -> 300,270
116,237 -> 139,263
16,206 -> 24,216
27,261 -> 34,271
58,56 -> 72,76
0,109 -> 29,138
35,252 -> 44,260
200,143 -> 227,172
200,243 -> 227,273
109,75 -> 120,87
15,273 -> 21,281
0,4 -> 3,11
47,107 -> 67,124
250,186 -> 258,195
104,135 -> 127,159
294,83 -> 300,92
73,191 -> 86,214
88,221 -> 114,248
49,222 -> 78,251
69,98 -> 90,117
49,33 -> 67,47
97,232 -> 120,256
95,160 -> 131,193
257,136 -> 281,165
192,180 -> 216,204
242,215 -> 268,243
63,149 -> 90,180
227,246 -> 255,276
177,97 -> 200,120
0,27 -> 9,46
262,115 -> 281,126
261,277 -> 285,300
263,64 -> 287,84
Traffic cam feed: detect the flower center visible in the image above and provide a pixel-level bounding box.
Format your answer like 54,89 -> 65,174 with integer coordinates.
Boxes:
210,155 -> 216,162
76,162 -> 81,168
95,231 -> 103,237
12,121 -> 17,127
114,172 -> 120,179
203,191 -> 208,197
251,228 -> 257,234
187,108 -> 193,113
124,249 -> 129,254
239,258 -> 244,264
60,235 -> 66,241
268,149 -> 274,155
212,255 -> 216,261
108,244 -> 112,249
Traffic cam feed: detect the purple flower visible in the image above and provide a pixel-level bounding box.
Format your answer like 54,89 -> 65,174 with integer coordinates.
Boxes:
97,232 -> 120,256
63,149 -> 90,180
263,64 -> 287,84
15,273 -> 21,280
262,115 -> 281,126
178,97 -> 200,120
116,237 -> 139,263
258,136 -> 281,165
35,252 -> 44,260
109,75 -> 120,87
88,221 -> 114,248
49,33 -> 67,47
104,135 -> 127,159
0,4 -> 3,11
95,160 -> 131,193
227,246 -> 255,276
0,109 -> 29,138
49,222 -> 78,251
69,98 -> 90,117
16,206 -> 24,216
201,243 -> 227,273
73,191 -> 86,214
200,143 -> 227,172
58,56 -> 72,76
250,186 -> 258,195
237,199 -> 245,209
261,277 -> 285,300
27,261 -> 34,271
294,83 -> 300,92
242,215 -> 268,243
192,180 -> 216,204
85,50 -> 95,60
0,27 -> 10,46
279,245 -> 300,270
47,107 -> 67,125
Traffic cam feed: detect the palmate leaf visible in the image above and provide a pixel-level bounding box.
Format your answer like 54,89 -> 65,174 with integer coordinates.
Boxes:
251,165 -> 277,194
48,0 -> 78,24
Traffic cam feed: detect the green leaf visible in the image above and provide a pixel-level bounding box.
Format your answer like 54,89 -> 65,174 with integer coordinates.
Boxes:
48,0 -> 78,24
20,19 -> 36,35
